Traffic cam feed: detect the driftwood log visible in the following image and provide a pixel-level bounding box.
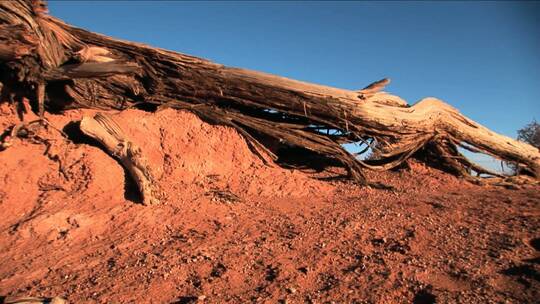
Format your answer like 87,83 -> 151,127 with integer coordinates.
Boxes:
0,0 -> 539,191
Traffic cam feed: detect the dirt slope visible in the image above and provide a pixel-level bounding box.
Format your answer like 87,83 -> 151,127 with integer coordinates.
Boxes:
0,104 -> 539,303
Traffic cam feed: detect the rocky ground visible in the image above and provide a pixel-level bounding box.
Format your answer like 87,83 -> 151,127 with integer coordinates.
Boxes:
0,103 -> 538,303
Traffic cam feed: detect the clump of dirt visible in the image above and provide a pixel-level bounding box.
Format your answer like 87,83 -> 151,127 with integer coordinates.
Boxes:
0,104 -> 539,303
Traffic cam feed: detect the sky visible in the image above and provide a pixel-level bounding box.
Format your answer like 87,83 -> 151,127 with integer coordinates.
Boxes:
48,1 -> 540,169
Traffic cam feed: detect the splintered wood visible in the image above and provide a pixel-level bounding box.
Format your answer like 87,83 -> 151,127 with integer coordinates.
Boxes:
0,0 -> 539,185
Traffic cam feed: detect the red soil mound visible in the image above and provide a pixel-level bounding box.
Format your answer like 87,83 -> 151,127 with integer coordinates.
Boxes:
0,104 -> 539,303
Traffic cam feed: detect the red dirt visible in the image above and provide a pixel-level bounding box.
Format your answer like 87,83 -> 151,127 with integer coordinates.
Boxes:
0,104 -> 539,303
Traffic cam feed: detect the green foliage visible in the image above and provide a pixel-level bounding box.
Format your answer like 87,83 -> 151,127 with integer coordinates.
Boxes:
517,120 -> 540,148
504,120 -> 540,175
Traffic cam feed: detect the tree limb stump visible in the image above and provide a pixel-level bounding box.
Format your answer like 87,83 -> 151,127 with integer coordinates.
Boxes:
79,112 -> 160,205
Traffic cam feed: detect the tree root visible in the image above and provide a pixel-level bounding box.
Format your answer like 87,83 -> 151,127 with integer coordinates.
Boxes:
0,0 -> 539,186
79,112 -> 161,205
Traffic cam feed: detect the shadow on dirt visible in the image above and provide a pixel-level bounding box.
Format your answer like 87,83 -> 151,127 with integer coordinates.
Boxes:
276,146 -> 343,174
529,238 -> 540,251
171,296 -> 198,304
412,289 -> 437,304
502,265 -> 540,281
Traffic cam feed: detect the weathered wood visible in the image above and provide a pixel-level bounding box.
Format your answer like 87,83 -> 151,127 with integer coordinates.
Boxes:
79,113 -> 160,205
1,296 -> 66,304
0,0 -> 539,183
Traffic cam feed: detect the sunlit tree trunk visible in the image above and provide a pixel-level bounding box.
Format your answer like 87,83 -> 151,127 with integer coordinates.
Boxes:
0,0 -> 538,190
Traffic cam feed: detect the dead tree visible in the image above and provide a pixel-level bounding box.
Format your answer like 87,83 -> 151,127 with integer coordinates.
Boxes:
0,0 -> 538,198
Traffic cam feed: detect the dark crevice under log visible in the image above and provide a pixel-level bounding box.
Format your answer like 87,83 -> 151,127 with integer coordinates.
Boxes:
1,0 -> 539,188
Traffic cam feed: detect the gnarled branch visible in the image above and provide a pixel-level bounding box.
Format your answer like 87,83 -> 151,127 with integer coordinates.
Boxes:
79,113 -> 160,205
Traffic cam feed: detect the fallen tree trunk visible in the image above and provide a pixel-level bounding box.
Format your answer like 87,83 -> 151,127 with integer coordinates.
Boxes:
1,0 -> 539,185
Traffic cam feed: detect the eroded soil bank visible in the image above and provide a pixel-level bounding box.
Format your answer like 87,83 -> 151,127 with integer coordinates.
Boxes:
0,105 -> 538,303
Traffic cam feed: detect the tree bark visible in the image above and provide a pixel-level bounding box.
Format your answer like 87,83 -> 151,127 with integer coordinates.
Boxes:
0,0 -> 539,184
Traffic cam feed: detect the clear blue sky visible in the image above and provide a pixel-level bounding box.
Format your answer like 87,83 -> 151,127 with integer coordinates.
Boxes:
48,1 -> 539,140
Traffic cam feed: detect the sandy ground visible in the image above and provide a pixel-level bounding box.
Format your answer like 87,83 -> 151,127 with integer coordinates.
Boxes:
0,104 -> 538,303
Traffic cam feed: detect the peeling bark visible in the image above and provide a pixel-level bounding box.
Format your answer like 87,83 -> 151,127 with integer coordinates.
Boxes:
0,0 -> 538,185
